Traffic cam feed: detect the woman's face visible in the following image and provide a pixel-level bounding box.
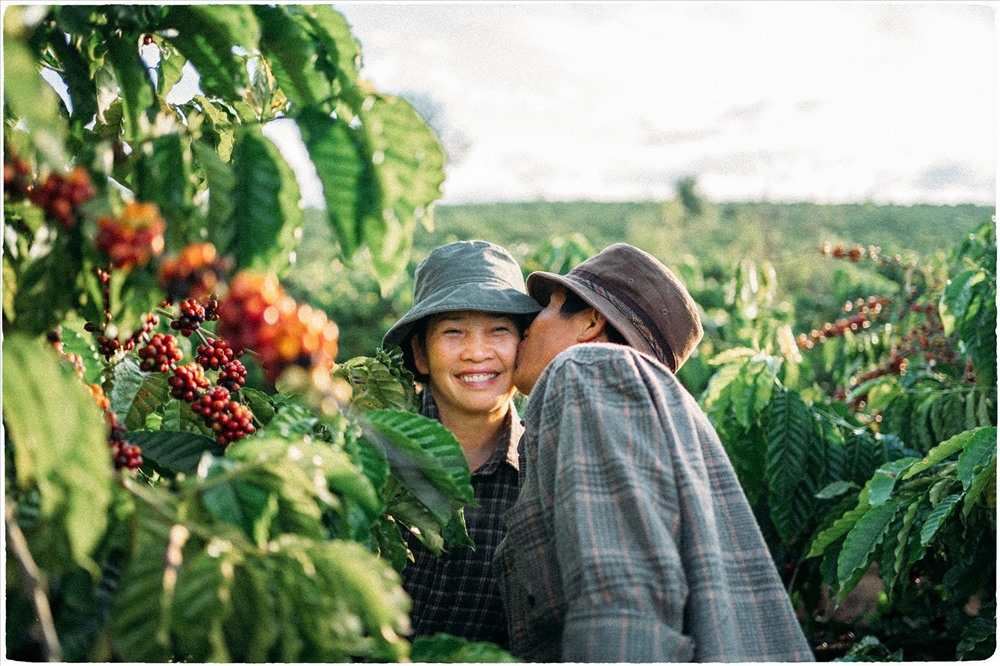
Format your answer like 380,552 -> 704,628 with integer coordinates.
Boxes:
412,310 -> 521,418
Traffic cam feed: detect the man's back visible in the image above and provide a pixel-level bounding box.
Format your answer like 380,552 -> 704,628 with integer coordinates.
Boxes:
497,343 -> 814,662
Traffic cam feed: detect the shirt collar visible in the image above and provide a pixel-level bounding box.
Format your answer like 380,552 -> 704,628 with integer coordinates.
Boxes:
420,387 -> 520,475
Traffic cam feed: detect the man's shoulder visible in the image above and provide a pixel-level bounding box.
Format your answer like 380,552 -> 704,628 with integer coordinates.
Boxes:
533,343 -> 682,398
548,343 -> 671,377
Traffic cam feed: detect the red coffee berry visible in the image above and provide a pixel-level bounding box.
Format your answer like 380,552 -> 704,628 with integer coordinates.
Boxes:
217,359 -> 247,392
171,298 -> 206,337
169,362 -> 210,401
109,423 -> 143,471
192,386 -> 255,446
195,337 -> 240,370
138,333 -> 183,373
97,335 -> 121,360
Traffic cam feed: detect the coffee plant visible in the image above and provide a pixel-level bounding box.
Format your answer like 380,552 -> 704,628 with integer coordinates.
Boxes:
3,5 -> 510,662
698,217 -> 996,660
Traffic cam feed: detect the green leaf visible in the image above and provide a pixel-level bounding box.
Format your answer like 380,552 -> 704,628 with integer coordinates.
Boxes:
162,5 -> 260,100
298,5 -> 362,93
806,484 -> 872,559
815,480 -> 859,500
10,234 -> 81,335
47,28 -> 98,127
228,128 -> 303,272
104,30 -> 156,142
171,549 -> 235,662
869,458 -> 918,505
302,537 -> 411,661
902,428 -> 988,480
199,456 -> 279,546
157,42 -> 187,100
128,429 -> 219,476
389,488 -> 447,555
58,317 -> 103,385
160,397 -> 213,435
2,10 -> 68,166
253,6 -> 331,108
334,350 -> 419,412
766,388 -> 815,543
919,492 -> 962,546
963,457 -> 996,519
356,94 -> 446,277
106,358 -> 171,430
956,427 -> 998,489
135,133 -> 191,245
298,109 -> 365,257
226,436 -> 383,518
3,334 -> 113,573
411,633 -> 521,663
110,482 -> 184,662
362,410 -> 474,525
836,500 -> 899,586
240,387 -> 277,426
888,495 -> 922,594
192,139 -> 236,245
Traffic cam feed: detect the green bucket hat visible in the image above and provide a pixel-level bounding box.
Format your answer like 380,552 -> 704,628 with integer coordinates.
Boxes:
382,240 -> 541,358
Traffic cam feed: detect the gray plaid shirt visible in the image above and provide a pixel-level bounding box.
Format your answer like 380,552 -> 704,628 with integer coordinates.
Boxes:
402,388 -> 522,647
496,344 -> 814,662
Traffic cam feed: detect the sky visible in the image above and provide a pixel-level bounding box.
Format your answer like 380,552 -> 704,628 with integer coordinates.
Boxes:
315,1 -> 998,207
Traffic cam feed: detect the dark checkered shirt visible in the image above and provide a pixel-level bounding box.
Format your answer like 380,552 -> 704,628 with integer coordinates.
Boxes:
402,388 -> 522,647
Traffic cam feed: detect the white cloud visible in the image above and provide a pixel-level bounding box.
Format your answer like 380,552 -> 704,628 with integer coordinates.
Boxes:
335,2 -> 996,205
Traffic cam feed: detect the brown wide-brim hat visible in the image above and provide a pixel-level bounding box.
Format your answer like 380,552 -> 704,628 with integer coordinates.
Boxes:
526,243 -> 704,372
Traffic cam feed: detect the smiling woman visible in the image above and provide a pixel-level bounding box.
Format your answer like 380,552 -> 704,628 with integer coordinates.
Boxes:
379,239 -> 540,648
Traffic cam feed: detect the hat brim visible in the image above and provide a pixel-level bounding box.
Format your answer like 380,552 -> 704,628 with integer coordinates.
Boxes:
382,282 -> 542,350
526,271 -> 661,364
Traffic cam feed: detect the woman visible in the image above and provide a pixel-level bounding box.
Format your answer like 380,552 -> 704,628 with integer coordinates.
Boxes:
381,240 -> 540,648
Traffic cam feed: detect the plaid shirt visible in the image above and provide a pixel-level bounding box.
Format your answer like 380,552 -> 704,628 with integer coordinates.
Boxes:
496,344 -> 814,662
402,388 -> 522,647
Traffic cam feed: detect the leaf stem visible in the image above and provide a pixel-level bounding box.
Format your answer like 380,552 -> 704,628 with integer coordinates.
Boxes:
4,501 -> 63,661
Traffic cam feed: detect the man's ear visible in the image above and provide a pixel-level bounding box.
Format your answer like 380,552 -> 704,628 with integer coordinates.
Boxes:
576,309 -> 609,343
410,335 -> 430,376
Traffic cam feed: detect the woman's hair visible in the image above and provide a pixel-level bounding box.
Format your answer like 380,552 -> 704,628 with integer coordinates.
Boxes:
407,311 -> 536,383
558,288 -> 628,346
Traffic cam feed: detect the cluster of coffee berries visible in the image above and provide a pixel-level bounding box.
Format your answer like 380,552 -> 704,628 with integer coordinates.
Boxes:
84,269 -> 162,360
95,201 -> 166,269
4,152 -> 32,201
796,296 -> 890,350
834,300 -> 965,410
159,242 -> 232,302
168,362 -> 211,401
137,332 -> 183,372
197,337 -> 246,391
109,421 -> 143,471
136,325 -> 255,446
192,386 -> 256,446
23,166 -> 96,229
216,271 -> 339,384
820,241 -> 913,270
171,298 -> 209,337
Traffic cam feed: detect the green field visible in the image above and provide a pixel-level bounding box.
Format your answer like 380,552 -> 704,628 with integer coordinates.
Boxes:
290,199 -> 994,359
420,199 -> 991,267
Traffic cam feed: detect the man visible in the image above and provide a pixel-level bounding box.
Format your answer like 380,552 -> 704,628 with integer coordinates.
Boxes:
496,243 -> 814,662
